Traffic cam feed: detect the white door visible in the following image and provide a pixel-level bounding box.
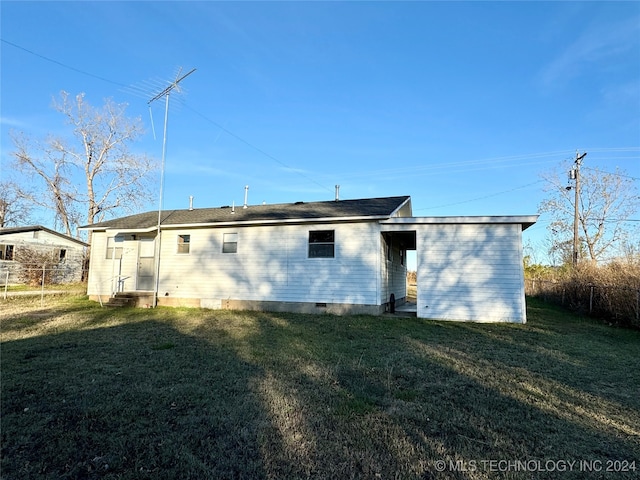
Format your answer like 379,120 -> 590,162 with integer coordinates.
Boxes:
136,237 -> 155,291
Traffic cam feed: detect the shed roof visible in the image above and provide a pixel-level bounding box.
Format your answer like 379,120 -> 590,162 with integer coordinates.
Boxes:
0,225 -> 89,246
81,196 -> 413,231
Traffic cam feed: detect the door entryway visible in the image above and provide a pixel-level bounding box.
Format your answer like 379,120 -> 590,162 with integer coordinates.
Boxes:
136,236 -> 155,291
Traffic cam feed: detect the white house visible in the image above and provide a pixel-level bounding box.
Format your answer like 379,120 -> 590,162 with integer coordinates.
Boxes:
0,225 -> 88,284
81,196 -> 537,323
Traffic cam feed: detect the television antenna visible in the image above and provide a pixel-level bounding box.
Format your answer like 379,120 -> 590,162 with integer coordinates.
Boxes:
147,67 -> 196,307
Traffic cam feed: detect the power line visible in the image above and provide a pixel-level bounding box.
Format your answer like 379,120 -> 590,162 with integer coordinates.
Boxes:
3,37 -> 334,194
4,37 -> 637,198
415,180 -> 545,211
337,151 -> 576,181
582,166 -> 640,181
1,38 -> 128,88
182,103 -> 333,193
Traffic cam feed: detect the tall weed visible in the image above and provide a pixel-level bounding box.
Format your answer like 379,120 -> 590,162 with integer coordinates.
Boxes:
526,261 -> 640,329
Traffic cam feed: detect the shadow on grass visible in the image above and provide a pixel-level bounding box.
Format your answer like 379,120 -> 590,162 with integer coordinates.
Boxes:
2,299 -> 639,479
237,310 -> 640,479
1,317 -> 267,479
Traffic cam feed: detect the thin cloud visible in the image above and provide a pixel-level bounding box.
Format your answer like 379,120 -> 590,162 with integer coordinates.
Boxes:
0,116 -> 28,128
539,16 -> 640,88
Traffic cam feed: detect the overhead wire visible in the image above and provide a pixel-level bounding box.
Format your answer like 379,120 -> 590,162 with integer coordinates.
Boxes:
1,37 -> 334,193
1,38 -> 128,88
3,37 -> 639,203
582,166 -> 640,181
415,180 -> 546,211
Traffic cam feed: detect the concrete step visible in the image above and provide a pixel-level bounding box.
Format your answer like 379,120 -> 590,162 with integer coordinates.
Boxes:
105,294 -> 135,307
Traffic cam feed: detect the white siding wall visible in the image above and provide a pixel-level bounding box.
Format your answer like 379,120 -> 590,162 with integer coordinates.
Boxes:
157,222 -> 381,305
155,222 -> 381,305
87,233 -> 143,295
416,224 -> 526,323
87,233 -> 111,295
0,230 -> 86,284
88,222 -> 383,306
0,230 -> 85,248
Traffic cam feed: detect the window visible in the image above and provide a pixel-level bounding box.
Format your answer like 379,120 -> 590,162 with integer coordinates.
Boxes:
106,236 -> 123,259
222,233 -> 237,253
58,248 -> 67,261
0,244 -> 14,261
177,234 -> 190,254
309,230 -> 334,258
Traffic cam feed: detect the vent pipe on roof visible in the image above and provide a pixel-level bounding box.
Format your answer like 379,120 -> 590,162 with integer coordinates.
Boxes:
231,201 -> 235,214
335,185 -> 340,201
189,196 -> 194,211
243,185 -> 249,209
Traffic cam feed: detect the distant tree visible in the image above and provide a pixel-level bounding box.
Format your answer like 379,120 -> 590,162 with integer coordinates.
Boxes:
0,180 -> 31,227
539,163 -> 639,264
11,91 -> 156,238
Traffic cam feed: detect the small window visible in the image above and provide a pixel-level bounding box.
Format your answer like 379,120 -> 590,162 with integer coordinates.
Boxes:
0,244 -> 14,261
223,233 -> 237,253
106,236 -> 123,259
59,248 -> 67,261
309,230 -> 334,258
177,234 -> 190,254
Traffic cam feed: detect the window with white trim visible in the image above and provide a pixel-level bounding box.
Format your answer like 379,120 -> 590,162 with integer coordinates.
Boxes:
309,230 -> 335,258
177,234 -> 190,254
222,233 -> 238,253
106,236 -> 124,259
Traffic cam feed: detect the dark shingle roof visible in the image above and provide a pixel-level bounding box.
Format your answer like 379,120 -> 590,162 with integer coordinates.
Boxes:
83,196 -> 411,230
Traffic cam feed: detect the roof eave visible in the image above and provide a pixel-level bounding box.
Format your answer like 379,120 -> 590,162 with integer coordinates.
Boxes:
83,215 -> 394,232
380,215 -> 539,231
0,225 -> 89,246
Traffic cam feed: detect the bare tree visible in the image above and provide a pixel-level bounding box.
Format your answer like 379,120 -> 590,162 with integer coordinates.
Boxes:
10,91 -> 156,238
12,132 -> 80,234
0,180 -> 32,227
539,163 -> 639,264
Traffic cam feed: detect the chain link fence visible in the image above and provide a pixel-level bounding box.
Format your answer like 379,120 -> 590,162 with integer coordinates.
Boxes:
526,278 -> 640,328
1,266 -> 88,303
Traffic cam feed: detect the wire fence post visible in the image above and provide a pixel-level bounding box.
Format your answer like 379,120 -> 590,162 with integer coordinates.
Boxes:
41,264 -> 46,307
2,270 -> 8,300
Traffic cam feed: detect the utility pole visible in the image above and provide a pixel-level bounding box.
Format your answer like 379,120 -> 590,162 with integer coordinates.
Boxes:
571,151 -> 587,267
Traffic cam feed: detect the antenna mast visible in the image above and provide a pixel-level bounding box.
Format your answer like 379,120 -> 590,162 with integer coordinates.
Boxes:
148,67 -> 196,307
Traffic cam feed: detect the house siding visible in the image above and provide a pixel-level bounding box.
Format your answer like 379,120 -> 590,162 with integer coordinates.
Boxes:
0,229 -> 86,284
161,222 -> 380,305
416,223 -> 526,323
88,221 -> 384,309
83,199 -> 535,323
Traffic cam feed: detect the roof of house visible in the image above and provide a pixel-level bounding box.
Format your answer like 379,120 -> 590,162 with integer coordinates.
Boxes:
0,225 -> 89,246
82,196 -> 413,231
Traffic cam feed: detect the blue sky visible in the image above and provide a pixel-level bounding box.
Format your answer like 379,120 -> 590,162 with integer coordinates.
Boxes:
1,1 -> 639,265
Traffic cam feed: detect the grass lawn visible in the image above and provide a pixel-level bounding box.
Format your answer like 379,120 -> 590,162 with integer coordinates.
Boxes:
1,295 -> 638,479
